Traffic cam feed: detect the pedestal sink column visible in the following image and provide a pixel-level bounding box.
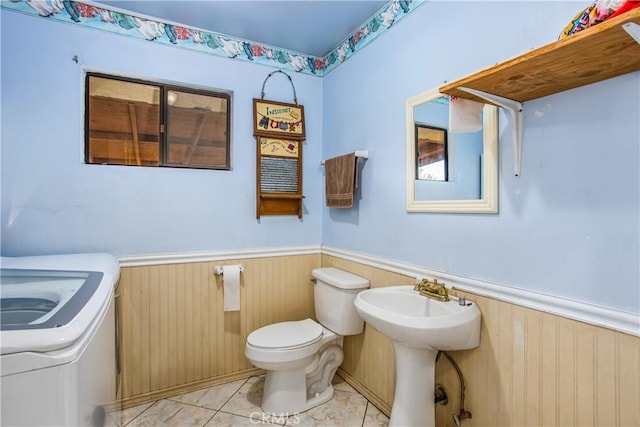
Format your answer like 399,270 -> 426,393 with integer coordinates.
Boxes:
389,343 -> 438,427
353,286 -> 481,426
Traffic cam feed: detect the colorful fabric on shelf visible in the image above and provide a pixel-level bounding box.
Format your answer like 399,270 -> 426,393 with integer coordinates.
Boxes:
558,0 -> 633,39
608,0 -> 640,19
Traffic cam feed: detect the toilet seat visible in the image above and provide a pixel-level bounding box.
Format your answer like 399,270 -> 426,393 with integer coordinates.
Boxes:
247,318 -> 323,350
245,319 -> 329,366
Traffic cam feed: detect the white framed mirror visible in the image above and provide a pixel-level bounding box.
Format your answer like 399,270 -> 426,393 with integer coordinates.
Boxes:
406,88 -> 498,213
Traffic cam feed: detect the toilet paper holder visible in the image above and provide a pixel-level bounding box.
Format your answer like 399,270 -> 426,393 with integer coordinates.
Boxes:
213,265 -> 244,276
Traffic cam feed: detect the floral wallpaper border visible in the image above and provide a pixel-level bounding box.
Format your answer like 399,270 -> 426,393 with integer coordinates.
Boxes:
1,0 -> 426,77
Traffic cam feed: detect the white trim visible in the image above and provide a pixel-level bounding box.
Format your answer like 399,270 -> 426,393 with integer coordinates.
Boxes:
118,245 -> 321,267
405,88 -> 499,213
322,245 -> 640,337
116,244 -> 638,336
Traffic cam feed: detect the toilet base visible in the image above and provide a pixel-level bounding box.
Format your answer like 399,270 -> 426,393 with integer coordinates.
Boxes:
261,369 -> 335,415
248,329 -> 345,416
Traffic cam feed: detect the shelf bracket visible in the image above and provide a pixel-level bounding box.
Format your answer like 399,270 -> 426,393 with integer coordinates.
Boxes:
622,22 -> 640,45
457,87 -> 523,177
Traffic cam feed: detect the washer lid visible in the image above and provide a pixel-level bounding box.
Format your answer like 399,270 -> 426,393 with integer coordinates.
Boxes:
0,253 -> 119,357
247,318 -> 323,349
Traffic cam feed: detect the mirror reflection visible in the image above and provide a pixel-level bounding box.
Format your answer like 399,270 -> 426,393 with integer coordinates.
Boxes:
405,88 -> 498,213
415,124 -> 448,181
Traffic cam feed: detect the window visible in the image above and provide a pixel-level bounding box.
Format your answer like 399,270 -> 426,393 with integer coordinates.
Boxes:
85,73 -> 231,170
415,124 -> 448,181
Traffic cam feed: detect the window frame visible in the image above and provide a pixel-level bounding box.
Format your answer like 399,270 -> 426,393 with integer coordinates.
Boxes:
414,123 -> 449,182
84,72 -> 232,170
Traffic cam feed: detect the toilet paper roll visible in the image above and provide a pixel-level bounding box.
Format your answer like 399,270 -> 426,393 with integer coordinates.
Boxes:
223,265 -> 241,312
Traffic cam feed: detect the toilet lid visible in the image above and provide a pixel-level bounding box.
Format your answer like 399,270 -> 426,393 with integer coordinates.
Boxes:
247,318 -> 323,349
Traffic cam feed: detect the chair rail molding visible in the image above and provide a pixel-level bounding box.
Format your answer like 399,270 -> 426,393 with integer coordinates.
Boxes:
117,244 -> 638,336
118,245 -> 321,267
321,245 -> 639,337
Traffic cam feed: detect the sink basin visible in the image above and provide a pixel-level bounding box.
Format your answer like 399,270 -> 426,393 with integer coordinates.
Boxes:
354,285 -> 481,427
354,285 -> 480,350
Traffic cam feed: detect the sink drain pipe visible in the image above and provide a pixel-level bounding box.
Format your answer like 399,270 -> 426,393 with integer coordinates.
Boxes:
436,351 -> 472,427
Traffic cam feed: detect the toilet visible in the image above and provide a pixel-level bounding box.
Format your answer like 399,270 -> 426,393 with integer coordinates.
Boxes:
244,267 -> 369,415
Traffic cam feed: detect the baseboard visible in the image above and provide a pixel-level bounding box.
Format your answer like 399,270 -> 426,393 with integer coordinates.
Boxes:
118,368 -> 264,410
336,367 -> 391,418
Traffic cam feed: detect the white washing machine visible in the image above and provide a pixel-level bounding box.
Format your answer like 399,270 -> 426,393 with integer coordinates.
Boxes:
1,253 -> 120,426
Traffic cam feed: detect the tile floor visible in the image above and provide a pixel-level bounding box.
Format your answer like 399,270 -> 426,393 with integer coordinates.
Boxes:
107,374 -> 389,427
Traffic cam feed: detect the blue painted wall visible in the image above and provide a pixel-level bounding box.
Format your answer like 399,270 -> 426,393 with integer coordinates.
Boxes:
322,1 -> 639,313
2,2 -> 638,314
1,10 -> 324,257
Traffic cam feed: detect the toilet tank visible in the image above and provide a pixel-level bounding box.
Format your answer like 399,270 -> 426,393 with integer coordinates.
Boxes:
312,267 -> 369,335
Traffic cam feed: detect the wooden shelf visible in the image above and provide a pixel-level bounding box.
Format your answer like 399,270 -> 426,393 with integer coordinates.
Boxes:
440,8 -> 640,104
439,9 -> 639,177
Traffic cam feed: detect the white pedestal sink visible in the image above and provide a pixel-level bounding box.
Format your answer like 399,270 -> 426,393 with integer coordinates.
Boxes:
354,285 -> 480,427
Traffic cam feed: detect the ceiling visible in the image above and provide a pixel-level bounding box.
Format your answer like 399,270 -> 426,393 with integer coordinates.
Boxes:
94,1 -> 389,57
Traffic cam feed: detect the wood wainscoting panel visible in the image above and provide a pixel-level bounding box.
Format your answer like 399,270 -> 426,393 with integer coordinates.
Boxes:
322,255 -> 640,426
434,292 -> 639,427
119,253 -> 320,404
618,332 -> 640,427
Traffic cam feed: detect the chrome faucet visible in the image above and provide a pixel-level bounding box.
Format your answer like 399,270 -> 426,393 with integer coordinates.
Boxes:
414,278 -> 450,302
